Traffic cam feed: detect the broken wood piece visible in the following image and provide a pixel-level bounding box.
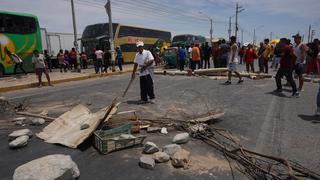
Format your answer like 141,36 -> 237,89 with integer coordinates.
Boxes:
189,112 -> 225,123
194,68 -> 229,75
16,112 -> 55,121
115,110 -> 136,115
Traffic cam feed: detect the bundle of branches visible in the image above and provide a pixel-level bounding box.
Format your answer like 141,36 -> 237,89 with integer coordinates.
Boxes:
183,123 -> 320,180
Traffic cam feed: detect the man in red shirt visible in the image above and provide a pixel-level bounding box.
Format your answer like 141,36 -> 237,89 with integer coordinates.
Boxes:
275,38 -> 299,97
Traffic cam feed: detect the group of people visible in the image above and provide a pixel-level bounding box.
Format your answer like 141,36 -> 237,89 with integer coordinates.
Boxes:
56,48 -> 86,73
89,47 -> 123,74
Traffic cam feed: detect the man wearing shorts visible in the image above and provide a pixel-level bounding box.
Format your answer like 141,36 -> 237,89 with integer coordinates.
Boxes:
293,34 -> 308,92
225,36 -> 243,84
32,50 -> 52,87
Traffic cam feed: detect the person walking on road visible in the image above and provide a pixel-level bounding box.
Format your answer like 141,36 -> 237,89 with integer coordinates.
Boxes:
274,38 -> 299,97
6,50 -> 27,75
258,42 -> 266,73
44,50 -> 52,72
305,39 -> 320,74
244,44 -> 256,73
219,39 -> 229,68
188,43 -> 194,69
32,50 -> 52,87
116,46 -> 123,71
80,52 -> 88,69
191,44 -> 201,71
69,48 -> 78,71
64,50 -> 70,70
292,34 -> 308,92
57,49 -> 67,72
95,48 -> 104,74
225,36 -> 243,85
131,41 -> 155,104
178,45 -> 186,71
262,39 -> 273,74
212,41 -> 220,68
203,42 -> 211,69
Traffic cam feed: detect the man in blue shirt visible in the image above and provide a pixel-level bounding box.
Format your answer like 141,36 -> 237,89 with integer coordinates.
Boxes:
116,47 -> 123,71
178,45 -> 186,71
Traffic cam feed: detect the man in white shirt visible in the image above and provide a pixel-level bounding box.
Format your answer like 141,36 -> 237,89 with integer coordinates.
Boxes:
131,41 -> 155,104
32,49 -> 52,87
95,49 -> 104,74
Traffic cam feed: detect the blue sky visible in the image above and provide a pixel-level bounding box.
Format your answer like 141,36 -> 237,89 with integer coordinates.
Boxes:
1,0 -> 320,43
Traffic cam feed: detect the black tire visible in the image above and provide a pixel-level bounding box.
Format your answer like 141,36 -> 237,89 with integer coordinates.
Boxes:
0,65 -> 4,78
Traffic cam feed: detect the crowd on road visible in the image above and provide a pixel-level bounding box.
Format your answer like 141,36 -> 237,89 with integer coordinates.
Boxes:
139,34 -> 320,115
5,33 -> 320,116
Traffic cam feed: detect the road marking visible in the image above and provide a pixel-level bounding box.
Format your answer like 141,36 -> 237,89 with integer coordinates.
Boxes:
255,95 -> 277,153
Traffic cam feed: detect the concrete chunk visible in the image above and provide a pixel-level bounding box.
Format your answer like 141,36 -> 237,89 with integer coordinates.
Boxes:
9,135 -> 29,149
163,144 -> 181,157
13,154 -> 80,180
9,129 -> 32,141
143,142 -> 159,154
172,133 -> 189,144
171,149 -> 190,168
153,152 -> 170,163
139,156 -> 155,170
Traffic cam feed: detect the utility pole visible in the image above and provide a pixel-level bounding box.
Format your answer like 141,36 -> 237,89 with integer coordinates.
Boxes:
308,24 -> 311,43
235,3 -> 244,41
70,0 -> 78,51
105,0 -> 115,71
253,28 -> 256,45
241,29 -> 243,45
228,16 -> 232,40
210,18 -> 213,45
70,0 -> 81,72
311,29 -> 315,42
270,32 -> 273,40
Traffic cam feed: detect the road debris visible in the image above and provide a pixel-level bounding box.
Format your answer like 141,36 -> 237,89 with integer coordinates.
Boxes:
143,142 -> 159,154
9,135 -> 29,149
16,111 -> 55,121
172,132 -> 189,144
37,99 -> 120,148
181,122 -> 320,180
171,149 -> 190,168
163,144 -> 181,157
139,156 -> 156,170
13,154 -> 80,180
147,126 -> 161,133
152,152 -> 170,163
9,129 -> 33,140
30,118 -> 45,126
160,127 -> 168,134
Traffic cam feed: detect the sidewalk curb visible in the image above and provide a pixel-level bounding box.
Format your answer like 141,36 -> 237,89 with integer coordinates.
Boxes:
0,70 -> 131,93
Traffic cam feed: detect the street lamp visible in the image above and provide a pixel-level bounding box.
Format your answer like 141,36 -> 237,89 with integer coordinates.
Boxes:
253,25 -> 264,46
199,12 -> 213,44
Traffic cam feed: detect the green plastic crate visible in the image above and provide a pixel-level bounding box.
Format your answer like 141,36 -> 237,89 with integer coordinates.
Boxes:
94,123 -> 146,154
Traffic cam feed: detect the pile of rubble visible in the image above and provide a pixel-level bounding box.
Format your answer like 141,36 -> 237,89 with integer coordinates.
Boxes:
139,133 -> 191,170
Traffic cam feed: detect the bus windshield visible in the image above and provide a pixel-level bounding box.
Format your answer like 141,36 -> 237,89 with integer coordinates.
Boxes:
0,14 -> 36,34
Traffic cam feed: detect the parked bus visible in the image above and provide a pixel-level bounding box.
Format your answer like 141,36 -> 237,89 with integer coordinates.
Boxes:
81,23 -> 171,63
172,34 -> 206,47
0,10 -> 42,76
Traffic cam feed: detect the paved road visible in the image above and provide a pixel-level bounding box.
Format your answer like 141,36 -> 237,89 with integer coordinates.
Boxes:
1,69 -> 319,179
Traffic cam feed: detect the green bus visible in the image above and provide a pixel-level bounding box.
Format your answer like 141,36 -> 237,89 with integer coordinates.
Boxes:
0,10 -> 42,76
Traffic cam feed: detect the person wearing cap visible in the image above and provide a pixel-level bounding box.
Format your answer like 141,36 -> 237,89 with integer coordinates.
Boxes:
131,41 -> 155,104
32,49 -> 52,87
292,33 -> 308,92
274,38 -> 299,97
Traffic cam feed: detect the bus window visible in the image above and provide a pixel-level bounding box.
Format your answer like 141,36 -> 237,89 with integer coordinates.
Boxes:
0,14 -> 36,34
